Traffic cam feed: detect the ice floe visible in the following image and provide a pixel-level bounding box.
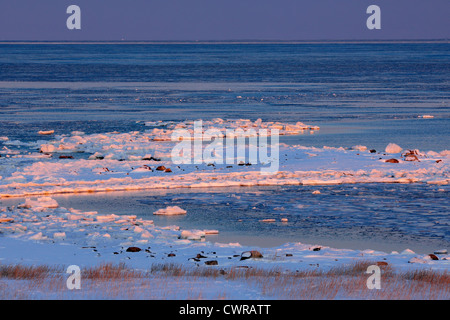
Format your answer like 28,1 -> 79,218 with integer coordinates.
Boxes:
153,206 -> 187,215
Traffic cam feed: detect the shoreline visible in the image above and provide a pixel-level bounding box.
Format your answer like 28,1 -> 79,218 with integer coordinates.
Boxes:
0,178 -> 447,199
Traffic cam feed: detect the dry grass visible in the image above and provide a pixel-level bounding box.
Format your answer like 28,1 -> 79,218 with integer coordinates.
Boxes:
0,264 -> 62,279
0,261 -> 448,300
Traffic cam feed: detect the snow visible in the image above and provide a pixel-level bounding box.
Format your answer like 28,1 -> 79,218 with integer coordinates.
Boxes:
180,230 -> 206,240
0,135 -> 448,198
385,143 -> 403,154
0,118 -> 449,299
153,206 -> 187,216
17,197 -> 59,210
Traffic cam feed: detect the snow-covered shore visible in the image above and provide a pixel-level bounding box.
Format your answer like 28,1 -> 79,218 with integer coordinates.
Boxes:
0,119 -> 448,198
1,197 -> 448,273
0,119 -> 449,288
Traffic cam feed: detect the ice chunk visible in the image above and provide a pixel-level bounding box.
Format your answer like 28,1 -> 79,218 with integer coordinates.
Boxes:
204,229 -> 219,235
352,145 -> 367,152
19,197 -> 59,209
29,232 -> 47,240
385,143 -> 402,154
260,219 -> 276,222
153,206 -> 187,215
180,230 -> 205,240
96,214 -> 118,223
38,130 -> 55,135
40,144 -> 56,153
53,232 -> 66,239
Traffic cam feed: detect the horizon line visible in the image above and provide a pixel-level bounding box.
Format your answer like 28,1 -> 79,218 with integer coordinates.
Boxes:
0,39 -> 449,45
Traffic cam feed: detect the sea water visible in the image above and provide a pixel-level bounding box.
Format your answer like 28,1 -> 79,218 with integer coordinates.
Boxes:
0,42 -> 448,151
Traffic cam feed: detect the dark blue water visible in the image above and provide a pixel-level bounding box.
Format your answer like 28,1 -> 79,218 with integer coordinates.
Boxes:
0,42 -> 449,151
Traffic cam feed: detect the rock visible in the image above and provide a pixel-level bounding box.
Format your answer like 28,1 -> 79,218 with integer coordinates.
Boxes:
312,246 -> 322,251
126,246 -> 142,252
196,253 -> 207,259
428,254 -> 439,260
164,168 -> 172,173
403,151 -> 420,162
376,261 -> 389,266
385,158 -> 399,163
240,250 -> 263,260
205,260 -> 218,266
156,165 -> 166,171
59,155 -> 74,159
369,149 -> 376,153
0,218 -> 14,223
285,253 -> 293,257
167,253 -> 176,257
434,249 -> 447,254
143,156 -> 161,161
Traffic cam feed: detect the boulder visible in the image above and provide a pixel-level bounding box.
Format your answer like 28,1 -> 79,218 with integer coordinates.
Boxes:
240,250 -> 263,260
385,158 -> 399,163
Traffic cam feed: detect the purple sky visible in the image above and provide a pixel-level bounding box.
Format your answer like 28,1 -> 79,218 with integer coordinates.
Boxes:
0,0 -> 449,41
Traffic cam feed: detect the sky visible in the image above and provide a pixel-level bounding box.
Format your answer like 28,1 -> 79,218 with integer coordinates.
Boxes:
0,0 -> 449,41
